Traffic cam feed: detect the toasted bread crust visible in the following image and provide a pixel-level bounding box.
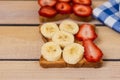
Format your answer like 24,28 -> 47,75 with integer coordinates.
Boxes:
39,14 -> 92,22
40,57 -> 67,68
39,14 -> 69,22
70,14 -> 92,22
40,57 -> 102,68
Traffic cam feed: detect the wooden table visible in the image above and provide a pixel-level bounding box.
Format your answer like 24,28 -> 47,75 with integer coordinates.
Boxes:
0,0 -> 120,80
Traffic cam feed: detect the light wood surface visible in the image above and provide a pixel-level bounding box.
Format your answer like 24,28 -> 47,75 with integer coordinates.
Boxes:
0,61 -> 120,80
0,0 -> 120,80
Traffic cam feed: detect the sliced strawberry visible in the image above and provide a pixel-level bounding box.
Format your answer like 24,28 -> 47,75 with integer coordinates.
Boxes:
73,0 -> 92,6
73,4 -> 92,17
58,0 -> 71,2
39,6 -> 57,18
75,24 -> 97,41
38,0 -> 57,7
56,2 -> 72,14
83,40 -> 103,62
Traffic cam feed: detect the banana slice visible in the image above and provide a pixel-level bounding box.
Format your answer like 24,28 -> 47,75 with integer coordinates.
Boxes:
41,42 -> 62,61
63,43 -> 84,64
52,31 -> 74,48
59,20 -> 79,34
40,23 -> 59,39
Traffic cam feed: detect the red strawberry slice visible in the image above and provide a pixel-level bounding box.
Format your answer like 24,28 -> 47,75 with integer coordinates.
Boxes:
38,0 -> 57,7
83,40 -> 103,62
56,2 -> 72,14
75,24 -> 97,41
58,0 -> 71,2
39,6 -> 57,18
73,4 -> 92,17
73,0 -> 92,6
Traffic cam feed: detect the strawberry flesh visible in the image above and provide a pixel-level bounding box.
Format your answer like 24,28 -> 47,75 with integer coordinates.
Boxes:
73,4 -> 92,17
58,0 -> 71,2
38,0 -> 57,7
56,2 -> 72,14
39,6 -> 57,18
83,40 -> 103,62
75,24 -> 97,41
73,0 -> 92,6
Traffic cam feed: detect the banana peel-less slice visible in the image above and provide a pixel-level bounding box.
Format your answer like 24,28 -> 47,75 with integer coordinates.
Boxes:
41,42 -> 62,61
59,20 -> 79,34
63,43 -> 84,64
52,31 -> 74,48
40,23 -> 59,39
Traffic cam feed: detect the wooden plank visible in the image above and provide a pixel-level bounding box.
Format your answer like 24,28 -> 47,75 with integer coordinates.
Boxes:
0,0 -> 107,24
0,26 -> 119,59
0,26 -> 43,59
0,61 -> 120,80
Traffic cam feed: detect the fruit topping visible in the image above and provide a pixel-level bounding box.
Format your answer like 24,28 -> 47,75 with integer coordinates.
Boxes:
75,24 -> 97,41
58,0 -> 71,3
38,0 -> 57,7
63,43 -> 84,64
73,0 -> 92,6
73,4 -> 92,17
39,6 -> 57,18
56,2 -> 72,14
83,40 -> 103,62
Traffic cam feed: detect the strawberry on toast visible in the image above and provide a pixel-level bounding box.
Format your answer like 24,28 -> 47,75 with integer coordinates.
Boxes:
70,0 -> 93,21
38,0 -> 70,22
38,0 -> 93,22
75,24 -> 97,41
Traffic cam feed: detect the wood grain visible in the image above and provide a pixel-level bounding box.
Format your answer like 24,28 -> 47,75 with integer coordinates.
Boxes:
0,26 -> 119,59
0,61 -> 120,80
0,0 -> 106,24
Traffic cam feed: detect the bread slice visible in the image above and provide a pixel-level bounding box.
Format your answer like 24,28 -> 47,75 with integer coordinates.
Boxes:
70,14 -> 92,22
40,57 -> 67,68
40,57 -> 102,68
39,14 -> 92,22
39,24 -> 103,68
39,14 -> 69,22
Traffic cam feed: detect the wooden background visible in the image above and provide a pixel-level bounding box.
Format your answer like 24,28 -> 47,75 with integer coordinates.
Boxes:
0,0 -> 120,80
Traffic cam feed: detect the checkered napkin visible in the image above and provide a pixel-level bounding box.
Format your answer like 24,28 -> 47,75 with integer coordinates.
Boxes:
93,0 -> 120,33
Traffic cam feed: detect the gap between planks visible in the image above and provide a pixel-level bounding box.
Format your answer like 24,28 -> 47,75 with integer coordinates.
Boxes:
0,59 -> 120,61
0,24 -> 105,26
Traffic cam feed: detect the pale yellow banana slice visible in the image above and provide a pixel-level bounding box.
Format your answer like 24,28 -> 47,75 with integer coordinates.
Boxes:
40,23 -> 59,39
41,42 -> 62,61
63,43 -> 84,64
52,31 -> 74,48
59,20 -> 79,34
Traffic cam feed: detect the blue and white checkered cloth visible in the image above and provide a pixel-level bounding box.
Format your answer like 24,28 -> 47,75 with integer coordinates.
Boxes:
93,0 -> 120,33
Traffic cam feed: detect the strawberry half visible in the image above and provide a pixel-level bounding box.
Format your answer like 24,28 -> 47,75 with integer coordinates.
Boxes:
73,0 -> 92,6
75,24 -> 97,41
38,0 -> 57,7
73,4 -> 92,17
58,0 -> 71,2
83,40 -> 103,62
39,6 -> 57,18
56,2 -> 72,14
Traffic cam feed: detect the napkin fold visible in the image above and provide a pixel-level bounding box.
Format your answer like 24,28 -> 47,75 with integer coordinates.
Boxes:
93,0 -> 120,33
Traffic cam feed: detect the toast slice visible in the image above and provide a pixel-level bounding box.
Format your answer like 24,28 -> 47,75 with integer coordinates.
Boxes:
40,57 -> 102,68
39,23 -> 103,68
39,14 -> 92,22
39,14 -> 69,22
70,14 -> 92,22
